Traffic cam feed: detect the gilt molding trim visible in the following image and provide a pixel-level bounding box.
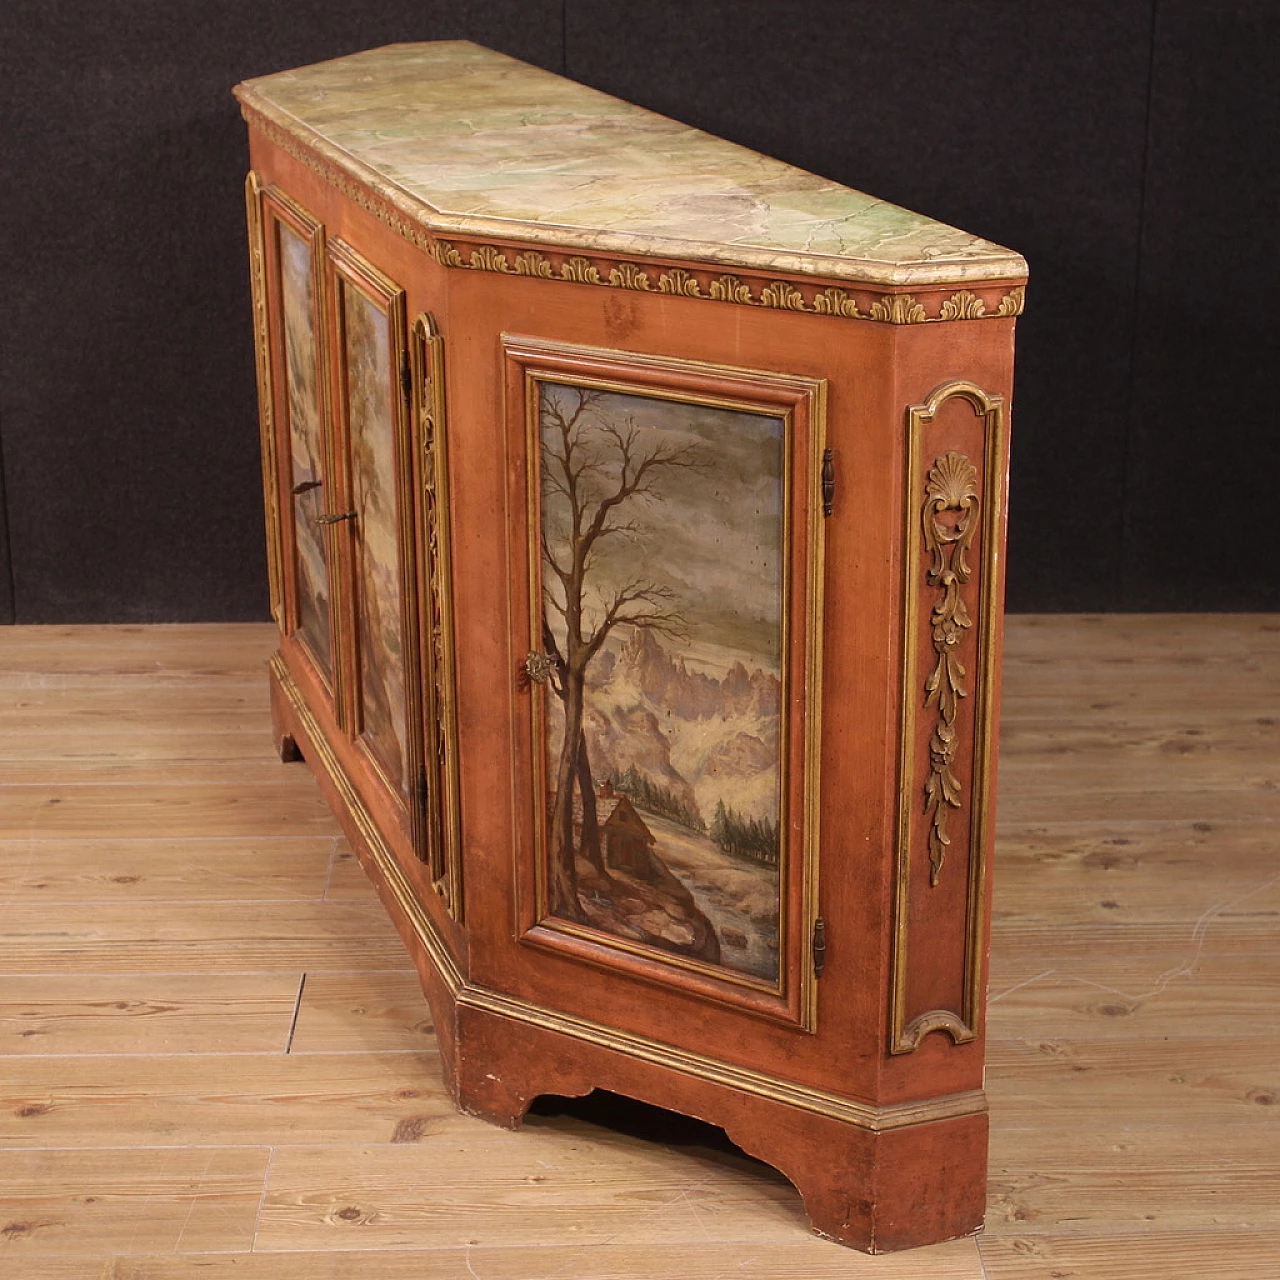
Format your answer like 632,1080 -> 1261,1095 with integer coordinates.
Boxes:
272,654 -> 985,1133
244,107 -> 1024,326
434,239 -> 1025,325
891,381 -> 1006,1055
244,172 -> 285,626
457,985 -> 987,1134
411,313 -> 465,920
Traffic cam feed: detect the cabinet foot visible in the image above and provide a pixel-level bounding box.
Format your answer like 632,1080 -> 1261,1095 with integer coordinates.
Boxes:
268,660 -> 305,762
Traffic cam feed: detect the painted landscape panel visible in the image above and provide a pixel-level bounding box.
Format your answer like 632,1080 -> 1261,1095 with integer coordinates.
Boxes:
537,381 -> 785,983
344,287 -> 408,795
279,223 -> 331,678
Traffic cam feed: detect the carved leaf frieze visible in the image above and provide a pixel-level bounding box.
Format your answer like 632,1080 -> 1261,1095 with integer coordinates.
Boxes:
709,274 -> 754,304
759,280 -> 808,311
470,245 -> 513,273
657,268 -> 703,297
996,285 -> 1025,317
513,251 -> 554,278
871,294 -> 929,325
608,261 -> 652,290
561,256 -> 604,285
433,241 -> 465,268
812,287 -> 861,317
938,290 -> 986,321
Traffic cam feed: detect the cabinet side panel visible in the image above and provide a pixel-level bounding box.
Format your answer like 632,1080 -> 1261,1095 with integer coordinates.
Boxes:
883,318 -> 1016,1094
246,124 -> 469,969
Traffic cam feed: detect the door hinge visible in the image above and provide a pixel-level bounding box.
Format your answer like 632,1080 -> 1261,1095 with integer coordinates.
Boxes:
812,917 -> 827,978
821,448 -> 835,517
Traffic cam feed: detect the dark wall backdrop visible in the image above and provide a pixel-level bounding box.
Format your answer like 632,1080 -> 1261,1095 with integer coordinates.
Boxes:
1,1 -> 1275,622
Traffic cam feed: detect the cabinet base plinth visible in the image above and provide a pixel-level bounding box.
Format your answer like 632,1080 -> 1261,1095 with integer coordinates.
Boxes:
453,1003 -> 986,1253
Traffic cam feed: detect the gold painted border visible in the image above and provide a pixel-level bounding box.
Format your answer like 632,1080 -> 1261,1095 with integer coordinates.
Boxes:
411,313 -> 465,919
273,653 -> 981,1133
244,172 -> 285,625
325,239 -> 423,828
240,105 -> 1023,327
891,380 -> 1006,1055
510,338 -> 825,1030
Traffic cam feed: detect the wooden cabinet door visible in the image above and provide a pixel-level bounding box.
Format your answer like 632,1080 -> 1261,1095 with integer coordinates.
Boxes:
325,240 -> 426,852
503,338 -> 827,1034
257,187 -> 340,709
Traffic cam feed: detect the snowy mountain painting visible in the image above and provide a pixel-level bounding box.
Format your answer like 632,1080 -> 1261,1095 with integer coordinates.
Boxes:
535,379 -> 785,983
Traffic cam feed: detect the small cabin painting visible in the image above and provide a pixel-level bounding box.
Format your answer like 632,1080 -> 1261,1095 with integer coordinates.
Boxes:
572,782 -> 656,878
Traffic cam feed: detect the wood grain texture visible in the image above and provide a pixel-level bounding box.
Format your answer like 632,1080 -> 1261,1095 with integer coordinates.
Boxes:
287,970 -> 435,1053
986,1123 -> 1280,1230
321,845 -> 379,899
0,783 -> 338,839
0,1052 -> 458,1149
0,973 -> 302,1055
0,623 -> 277,677
0,1147 -> 269,1256
255,1139 -> 803,1251
0,617 -> 1276,1274
979,1230 -> 1280,1280
0,1238 -> 987,1279
0,900 -> 406,974
0,837 -> 340,902
987,1035 -> 1280,1124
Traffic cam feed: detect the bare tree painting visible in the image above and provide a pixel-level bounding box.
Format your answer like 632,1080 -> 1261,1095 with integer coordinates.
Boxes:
536,381 -> 786,979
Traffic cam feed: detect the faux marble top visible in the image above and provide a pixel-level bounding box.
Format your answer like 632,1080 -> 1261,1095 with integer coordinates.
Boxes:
236,42 -> 1026,288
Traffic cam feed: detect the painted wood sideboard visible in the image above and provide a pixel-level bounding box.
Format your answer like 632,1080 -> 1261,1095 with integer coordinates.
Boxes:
235,41 -> 1026,1253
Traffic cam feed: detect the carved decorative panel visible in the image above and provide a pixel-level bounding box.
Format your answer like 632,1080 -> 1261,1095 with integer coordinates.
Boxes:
411,313 -> 464,916
891,381 -> 1006,1054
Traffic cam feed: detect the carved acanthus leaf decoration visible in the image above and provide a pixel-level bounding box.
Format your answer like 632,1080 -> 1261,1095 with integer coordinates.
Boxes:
939,291 -> 986,321
920,450 -> 980,885
996,285 -> 1025,317
470,245 -> 512,273
561,256 -> 603,285
513,251 -> 554,278
759,280 -> 808,311
709,275 -> 753,304
433,240 -> 465,268
812,287 -> 861,317
608,261 -> 652,290
871,294 -> 928,325
658,268 -> 703,297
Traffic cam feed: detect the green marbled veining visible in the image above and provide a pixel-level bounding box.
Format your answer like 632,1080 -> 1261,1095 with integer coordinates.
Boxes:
237,42 -> 1026,287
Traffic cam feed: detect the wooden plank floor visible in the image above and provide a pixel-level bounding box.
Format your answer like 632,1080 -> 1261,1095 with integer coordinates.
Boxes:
1,617 -> 1277,1278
